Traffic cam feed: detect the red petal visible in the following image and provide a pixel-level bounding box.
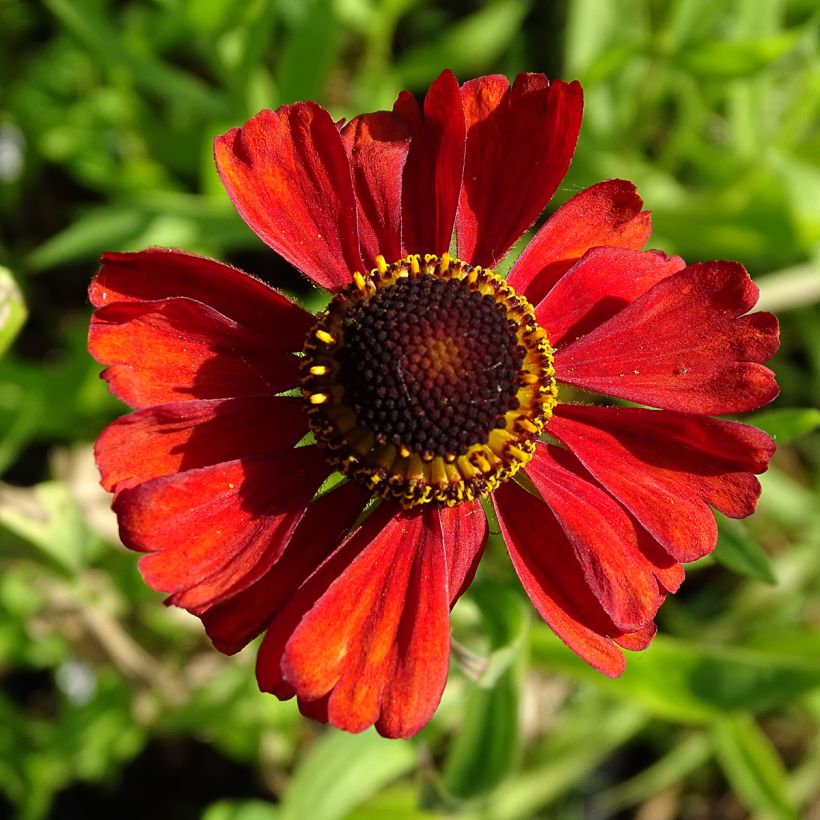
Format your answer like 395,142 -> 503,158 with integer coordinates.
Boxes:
553,261 -> 780,414
340,112 -> 410,270
507,179 -> 652,304
393,70 -> 466,257
96,396 -> 308,493
493,481 -> 627,677
456,74 -> 583,269
298,695 -> 330,724
613,622 -> 657,651
536,247 -> 685,347
440,499 -> 488,606
261,504 -> 450,737
523,443 -> 666,632
89,297 -> 301,408
114,446 -> 329,610
202,481 -> 370,653
89,249 -> 312,347
548,404 -> 775,562
214,102 -> 363,291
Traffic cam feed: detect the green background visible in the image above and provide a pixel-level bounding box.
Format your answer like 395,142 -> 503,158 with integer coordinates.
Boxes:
1,0 -> 819,817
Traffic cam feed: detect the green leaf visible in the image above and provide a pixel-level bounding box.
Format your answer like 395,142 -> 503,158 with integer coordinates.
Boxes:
530,631 -> 820,724
468,583 -> 530,687
280,729 -> 417,820
677,32 -> 799,78
26,208 -> 152,272
395,0 -> 529,87
0,268 -> 27,357
774,154 -> 820,246
475,699 -> 648,820
748,408 -> 820,443
441,663 -> 521,800
714,516 -> 776,584
346,787 -> 436,820
203,801 -> 281,820
26,198 -> 251,273
439,586 -> 529,799
43,0 -> 229,118
277,0 -> 341,104
712,714 -> 799,820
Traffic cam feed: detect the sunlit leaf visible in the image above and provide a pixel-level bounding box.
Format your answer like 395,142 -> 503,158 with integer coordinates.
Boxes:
0,267 -> 27,357
0,481 -> 93,573
280,729 -> 417,820
346,786 -> 435,820
203,801 -> 281,820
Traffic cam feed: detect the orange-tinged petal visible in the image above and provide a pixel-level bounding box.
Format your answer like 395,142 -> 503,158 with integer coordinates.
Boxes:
96,397 -> 307,493
202,481 -> 370,652
214,102 -> 363,291
493,481 -> 627,677
89,297 -> 301,409
115,446 -> 329,610
268,504 -> 450,737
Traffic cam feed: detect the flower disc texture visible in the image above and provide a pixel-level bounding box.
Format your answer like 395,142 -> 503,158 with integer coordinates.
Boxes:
89,70 -> 779,738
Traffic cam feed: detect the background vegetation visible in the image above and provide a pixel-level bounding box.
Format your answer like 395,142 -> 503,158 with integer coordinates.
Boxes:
1,0 -> 819,817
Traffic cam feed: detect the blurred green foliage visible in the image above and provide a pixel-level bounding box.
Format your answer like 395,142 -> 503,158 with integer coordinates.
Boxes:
1,0 -> 820,818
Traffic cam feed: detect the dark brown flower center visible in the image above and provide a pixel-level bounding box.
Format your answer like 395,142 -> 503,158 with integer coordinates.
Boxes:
336,275 -> 524,457
302,254 -> 557,508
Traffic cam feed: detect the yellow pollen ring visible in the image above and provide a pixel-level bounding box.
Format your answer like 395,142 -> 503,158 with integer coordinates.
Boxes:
300,253 -> 557,508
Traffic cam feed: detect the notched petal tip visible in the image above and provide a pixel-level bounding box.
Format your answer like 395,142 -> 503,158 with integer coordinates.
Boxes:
549,405 -> 778,563
456,72 -> 583,269
493,481 -> 635,678
554,258 -> 781,415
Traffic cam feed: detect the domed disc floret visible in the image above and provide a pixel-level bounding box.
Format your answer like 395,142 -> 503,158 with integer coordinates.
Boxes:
302,254 -> 557,507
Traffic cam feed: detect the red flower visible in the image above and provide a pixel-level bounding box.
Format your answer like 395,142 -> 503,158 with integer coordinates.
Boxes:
88,71 -> 779,738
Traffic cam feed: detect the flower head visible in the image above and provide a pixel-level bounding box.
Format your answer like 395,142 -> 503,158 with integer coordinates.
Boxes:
89,71 -> 779,738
